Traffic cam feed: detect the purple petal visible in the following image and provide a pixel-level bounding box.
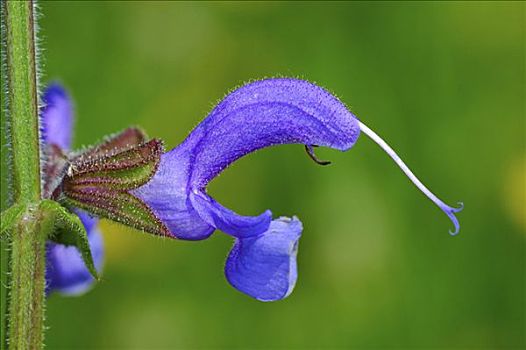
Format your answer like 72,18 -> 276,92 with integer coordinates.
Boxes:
41,83 -> 74,150
189,191 -> 272,238
134,78 -> 359,239
75,210 -> 98,233
183,78 -> 360,188
225,217 -> 303,301
46,214 -> 104,296
132,148 -> 215,240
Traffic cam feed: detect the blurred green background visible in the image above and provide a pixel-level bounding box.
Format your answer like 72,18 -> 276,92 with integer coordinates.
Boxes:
1,1 -> 525,349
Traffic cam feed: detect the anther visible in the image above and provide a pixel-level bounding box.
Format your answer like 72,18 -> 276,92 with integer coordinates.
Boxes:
305,145 -> 331,166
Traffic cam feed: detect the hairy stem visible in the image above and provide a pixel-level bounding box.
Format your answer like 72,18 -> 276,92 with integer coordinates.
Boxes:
2,1 -> 47,349
3,0 -> 41,202
8,207 -> 49,349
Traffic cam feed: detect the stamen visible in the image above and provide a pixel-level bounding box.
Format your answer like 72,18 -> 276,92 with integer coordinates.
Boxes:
357,121 -> 463,235
305,145 -> 331,166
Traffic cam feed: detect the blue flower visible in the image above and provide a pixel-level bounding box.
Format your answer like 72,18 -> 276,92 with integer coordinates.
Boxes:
42,78 -> 462,301
132,78 -> 462,301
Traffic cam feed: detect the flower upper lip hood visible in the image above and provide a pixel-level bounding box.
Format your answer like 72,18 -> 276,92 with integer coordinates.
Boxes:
133,78 -> 361,241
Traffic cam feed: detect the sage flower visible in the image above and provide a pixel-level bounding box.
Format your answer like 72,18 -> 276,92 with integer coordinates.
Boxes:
41,78 -> 463,301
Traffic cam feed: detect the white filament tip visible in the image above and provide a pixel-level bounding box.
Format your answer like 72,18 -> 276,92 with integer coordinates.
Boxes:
357,120 -> 463,235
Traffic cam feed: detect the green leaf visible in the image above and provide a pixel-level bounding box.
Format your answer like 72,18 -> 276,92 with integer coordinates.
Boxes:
0,203 -> 26,237
39,200 -> 99,280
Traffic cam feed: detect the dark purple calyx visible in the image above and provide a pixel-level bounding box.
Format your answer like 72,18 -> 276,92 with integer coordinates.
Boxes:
71,127 -> 147,162
45,128 -> 171,237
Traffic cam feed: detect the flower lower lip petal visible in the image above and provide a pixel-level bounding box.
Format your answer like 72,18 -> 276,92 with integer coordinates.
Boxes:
225,217 -> 303,302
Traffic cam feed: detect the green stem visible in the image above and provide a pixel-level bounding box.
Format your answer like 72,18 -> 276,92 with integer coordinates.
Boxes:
3,0 -> 41,202
8,206 -> 49,349
2,1 -> 47,349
